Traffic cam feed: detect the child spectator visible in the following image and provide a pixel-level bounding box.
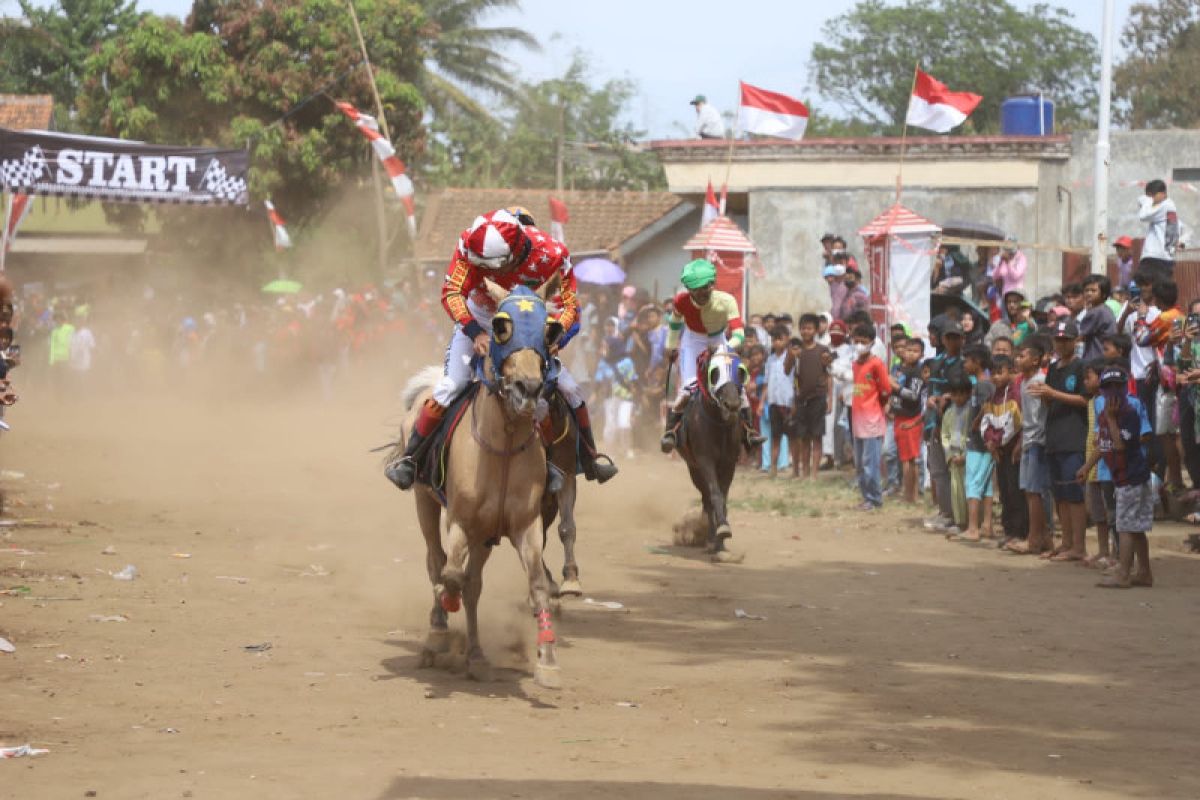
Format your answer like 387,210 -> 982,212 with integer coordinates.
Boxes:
991,336 -> 1014,360
941,375 -> 973,533
595,337 -> 638,460
961,345 -> 995,541
764,326 -> 795,479
890,337 -> 925,504
744,343 -> 767,439
1081,360 -> 1116,569
1101,332 -> 1133,371
792,314 -> 832,481
1030,319 -> 1090,562
851,322 -> 890,510
1079,275 -> 1117,362
1009,339 -> 1050,555
924,320 -> 964,531
982,355 -> 1026,547
1079,366 -> 1155,589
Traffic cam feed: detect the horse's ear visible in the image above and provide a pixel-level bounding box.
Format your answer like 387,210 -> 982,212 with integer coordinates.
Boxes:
484,278 -> 510,305
536,273 -> 562,301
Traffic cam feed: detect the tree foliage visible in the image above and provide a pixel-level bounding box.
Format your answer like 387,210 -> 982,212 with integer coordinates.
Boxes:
425,54 -> 665,190
0,0 -> 143,115
1114,0 -> 1200,128
808,0 -> 1099,133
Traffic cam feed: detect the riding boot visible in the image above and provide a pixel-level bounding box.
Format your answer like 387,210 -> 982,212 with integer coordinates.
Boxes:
661,408 -> 684,453
384,399 -> 445,491
574,404 -> 618,484
546,462 -> 565,494
740,407 -> 766,451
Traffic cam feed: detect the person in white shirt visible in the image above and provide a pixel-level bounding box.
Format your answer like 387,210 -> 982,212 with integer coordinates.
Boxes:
690,94 -> 725,140
1137,179 -> 1180,280
69,319 -> 96,387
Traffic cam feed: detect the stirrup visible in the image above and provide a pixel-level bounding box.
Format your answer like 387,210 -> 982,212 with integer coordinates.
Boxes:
590,453 -> 618,484
660,430 -> 677,454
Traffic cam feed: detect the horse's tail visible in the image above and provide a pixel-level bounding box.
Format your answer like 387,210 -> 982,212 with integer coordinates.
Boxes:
402,365 -> 443,411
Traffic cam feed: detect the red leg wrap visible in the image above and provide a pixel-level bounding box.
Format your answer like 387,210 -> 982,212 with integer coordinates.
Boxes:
536,608 -> 556,644
441,591 -> 461,613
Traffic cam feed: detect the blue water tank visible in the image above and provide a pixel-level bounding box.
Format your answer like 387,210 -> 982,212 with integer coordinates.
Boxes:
1000,95 -> 1055,136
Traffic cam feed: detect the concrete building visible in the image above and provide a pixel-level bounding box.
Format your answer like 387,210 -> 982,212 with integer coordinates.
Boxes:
651,130 -> 1200,314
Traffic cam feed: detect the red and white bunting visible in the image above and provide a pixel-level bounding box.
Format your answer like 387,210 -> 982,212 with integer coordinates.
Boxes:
737,81 -> 809,140
549,196 -> 569,243
905,69 -> 982,134
702,180 -> 719,227
264,199 -> 292,251
335,100 -> 417,238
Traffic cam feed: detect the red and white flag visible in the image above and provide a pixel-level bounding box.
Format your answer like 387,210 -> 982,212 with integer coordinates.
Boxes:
737,81 -> 808,140
905,68 -> 982,133
548,196 -> 569,243
335,100 -> 417,238
264,199 -> 292,251
702,180 -> 719,227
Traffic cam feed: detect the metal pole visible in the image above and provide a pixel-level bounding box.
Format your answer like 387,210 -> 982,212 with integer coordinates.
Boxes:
1091,0 -> 1115,276
0,189 -> 10,273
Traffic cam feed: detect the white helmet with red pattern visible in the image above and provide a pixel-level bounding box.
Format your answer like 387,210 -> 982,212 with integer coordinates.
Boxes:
458,209 -> 529,271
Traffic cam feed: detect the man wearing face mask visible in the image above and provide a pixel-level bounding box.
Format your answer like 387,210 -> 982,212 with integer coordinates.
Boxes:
837,263 -> 870,322
661,258 -> 765,453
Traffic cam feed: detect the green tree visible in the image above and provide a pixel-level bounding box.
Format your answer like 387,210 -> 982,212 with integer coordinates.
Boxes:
418,0 -> 538,120
1114,0 -> 1200,128
809,0 -> 1099,134
0,0 -> 143,115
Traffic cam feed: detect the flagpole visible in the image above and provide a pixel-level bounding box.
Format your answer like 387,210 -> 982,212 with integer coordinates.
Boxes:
895,63 -> 919,204
1091,0 -> 1115,275
0,189 -> 11,273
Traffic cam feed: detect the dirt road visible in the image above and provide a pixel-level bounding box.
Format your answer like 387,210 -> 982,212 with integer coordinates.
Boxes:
2,377 -> 1199,799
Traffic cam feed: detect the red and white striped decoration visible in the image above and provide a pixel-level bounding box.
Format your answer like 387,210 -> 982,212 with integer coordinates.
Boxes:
1,192 -> 32,271
548,196 -> 569,243
264,199 -> 292,251
335,101 -> 417,238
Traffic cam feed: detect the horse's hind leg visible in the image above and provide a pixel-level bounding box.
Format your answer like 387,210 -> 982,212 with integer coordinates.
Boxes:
511,524 -> 561,689
540,489 -> 562,598
439,519 -> 468,615
557,475 -> 582,596
463,542 -> 493,682
416,492 -> 450,667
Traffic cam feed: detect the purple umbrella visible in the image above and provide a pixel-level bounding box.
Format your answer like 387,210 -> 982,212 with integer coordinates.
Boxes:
573,258 -> 626,286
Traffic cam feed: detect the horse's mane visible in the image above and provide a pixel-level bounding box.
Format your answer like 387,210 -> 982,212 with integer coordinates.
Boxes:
401,365 -> 444,411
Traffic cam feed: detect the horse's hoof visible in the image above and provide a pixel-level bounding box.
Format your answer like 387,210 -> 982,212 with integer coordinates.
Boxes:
425,628 -> 451,655
534,663 -> 562,689
441,592 -> 461,613
711,549 -> 745,564
467,657 -> 492,683
559,578 -> 583,597
715,523 -> 732,542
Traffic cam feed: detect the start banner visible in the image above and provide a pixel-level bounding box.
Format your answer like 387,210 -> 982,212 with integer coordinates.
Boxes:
0,128 -> 249,206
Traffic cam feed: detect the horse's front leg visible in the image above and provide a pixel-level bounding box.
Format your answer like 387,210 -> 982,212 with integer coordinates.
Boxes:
463,542 -> 492,682
557,475 -> 582,596
511,523 -> 561,689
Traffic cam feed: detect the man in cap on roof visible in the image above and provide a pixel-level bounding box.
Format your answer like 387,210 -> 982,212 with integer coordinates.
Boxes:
690,94 -> 726,140
660,258 -> 764,452
385,208 -> 618,491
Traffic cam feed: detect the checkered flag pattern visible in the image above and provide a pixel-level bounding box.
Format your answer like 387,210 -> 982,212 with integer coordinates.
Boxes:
0,146 -> 48,189
200,158 -> 248,203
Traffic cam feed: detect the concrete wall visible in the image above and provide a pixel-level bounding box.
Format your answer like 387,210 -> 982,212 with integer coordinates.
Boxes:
749,187 -> 1040,316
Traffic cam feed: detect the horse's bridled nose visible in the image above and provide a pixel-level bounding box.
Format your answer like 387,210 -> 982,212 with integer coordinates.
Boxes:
520,378 -> 542,399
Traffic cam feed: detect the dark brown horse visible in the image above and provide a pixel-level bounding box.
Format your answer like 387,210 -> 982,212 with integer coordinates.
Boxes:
673,345 -> 746,562
540,391 -> 582,597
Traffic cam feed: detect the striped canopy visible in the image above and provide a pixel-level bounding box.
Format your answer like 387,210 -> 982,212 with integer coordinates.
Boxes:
683,216 -> 757,254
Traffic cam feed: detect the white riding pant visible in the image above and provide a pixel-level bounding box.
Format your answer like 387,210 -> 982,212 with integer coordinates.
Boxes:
433,319 -> 585,410
672,328 -> 749,411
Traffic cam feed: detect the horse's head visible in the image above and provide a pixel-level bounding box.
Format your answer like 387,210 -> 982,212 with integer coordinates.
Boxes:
702,344 -> 748,422
484,275 -> 562,417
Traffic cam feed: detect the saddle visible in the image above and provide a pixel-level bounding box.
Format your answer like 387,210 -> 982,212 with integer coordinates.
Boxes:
413,382 -> 482,505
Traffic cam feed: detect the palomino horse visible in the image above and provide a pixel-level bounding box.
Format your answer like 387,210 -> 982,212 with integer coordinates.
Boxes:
539,391 -> 582,597
401,276 -> 564,688
674,345 -> 747,562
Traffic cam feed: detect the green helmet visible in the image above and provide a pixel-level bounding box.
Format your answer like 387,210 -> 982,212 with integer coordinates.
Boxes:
681,258 -> 717,290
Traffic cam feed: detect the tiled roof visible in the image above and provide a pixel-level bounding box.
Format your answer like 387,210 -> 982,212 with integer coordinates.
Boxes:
416,188 -> 686,262
0,95 -> 53,131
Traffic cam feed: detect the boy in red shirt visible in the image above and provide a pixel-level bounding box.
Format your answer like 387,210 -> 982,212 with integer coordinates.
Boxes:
851,322 -> 891,510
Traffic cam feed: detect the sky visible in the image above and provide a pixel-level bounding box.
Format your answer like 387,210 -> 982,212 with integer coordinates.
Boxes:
13,0 -> 1137,138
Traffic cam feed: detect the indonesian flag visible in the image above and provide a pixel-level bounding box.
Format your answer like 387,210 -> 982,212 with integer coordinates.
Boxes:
549,196 -> 569,243
905,69 -> 982,133
702,180 -> 719,227
335,100 -> 417,238
737,81 -> 808,140
264,199 -> 292,251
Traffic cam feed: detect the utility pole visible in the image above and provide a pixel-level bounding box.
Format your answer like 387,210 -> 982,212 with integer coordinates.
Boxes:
1091,0 -> 1115,275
